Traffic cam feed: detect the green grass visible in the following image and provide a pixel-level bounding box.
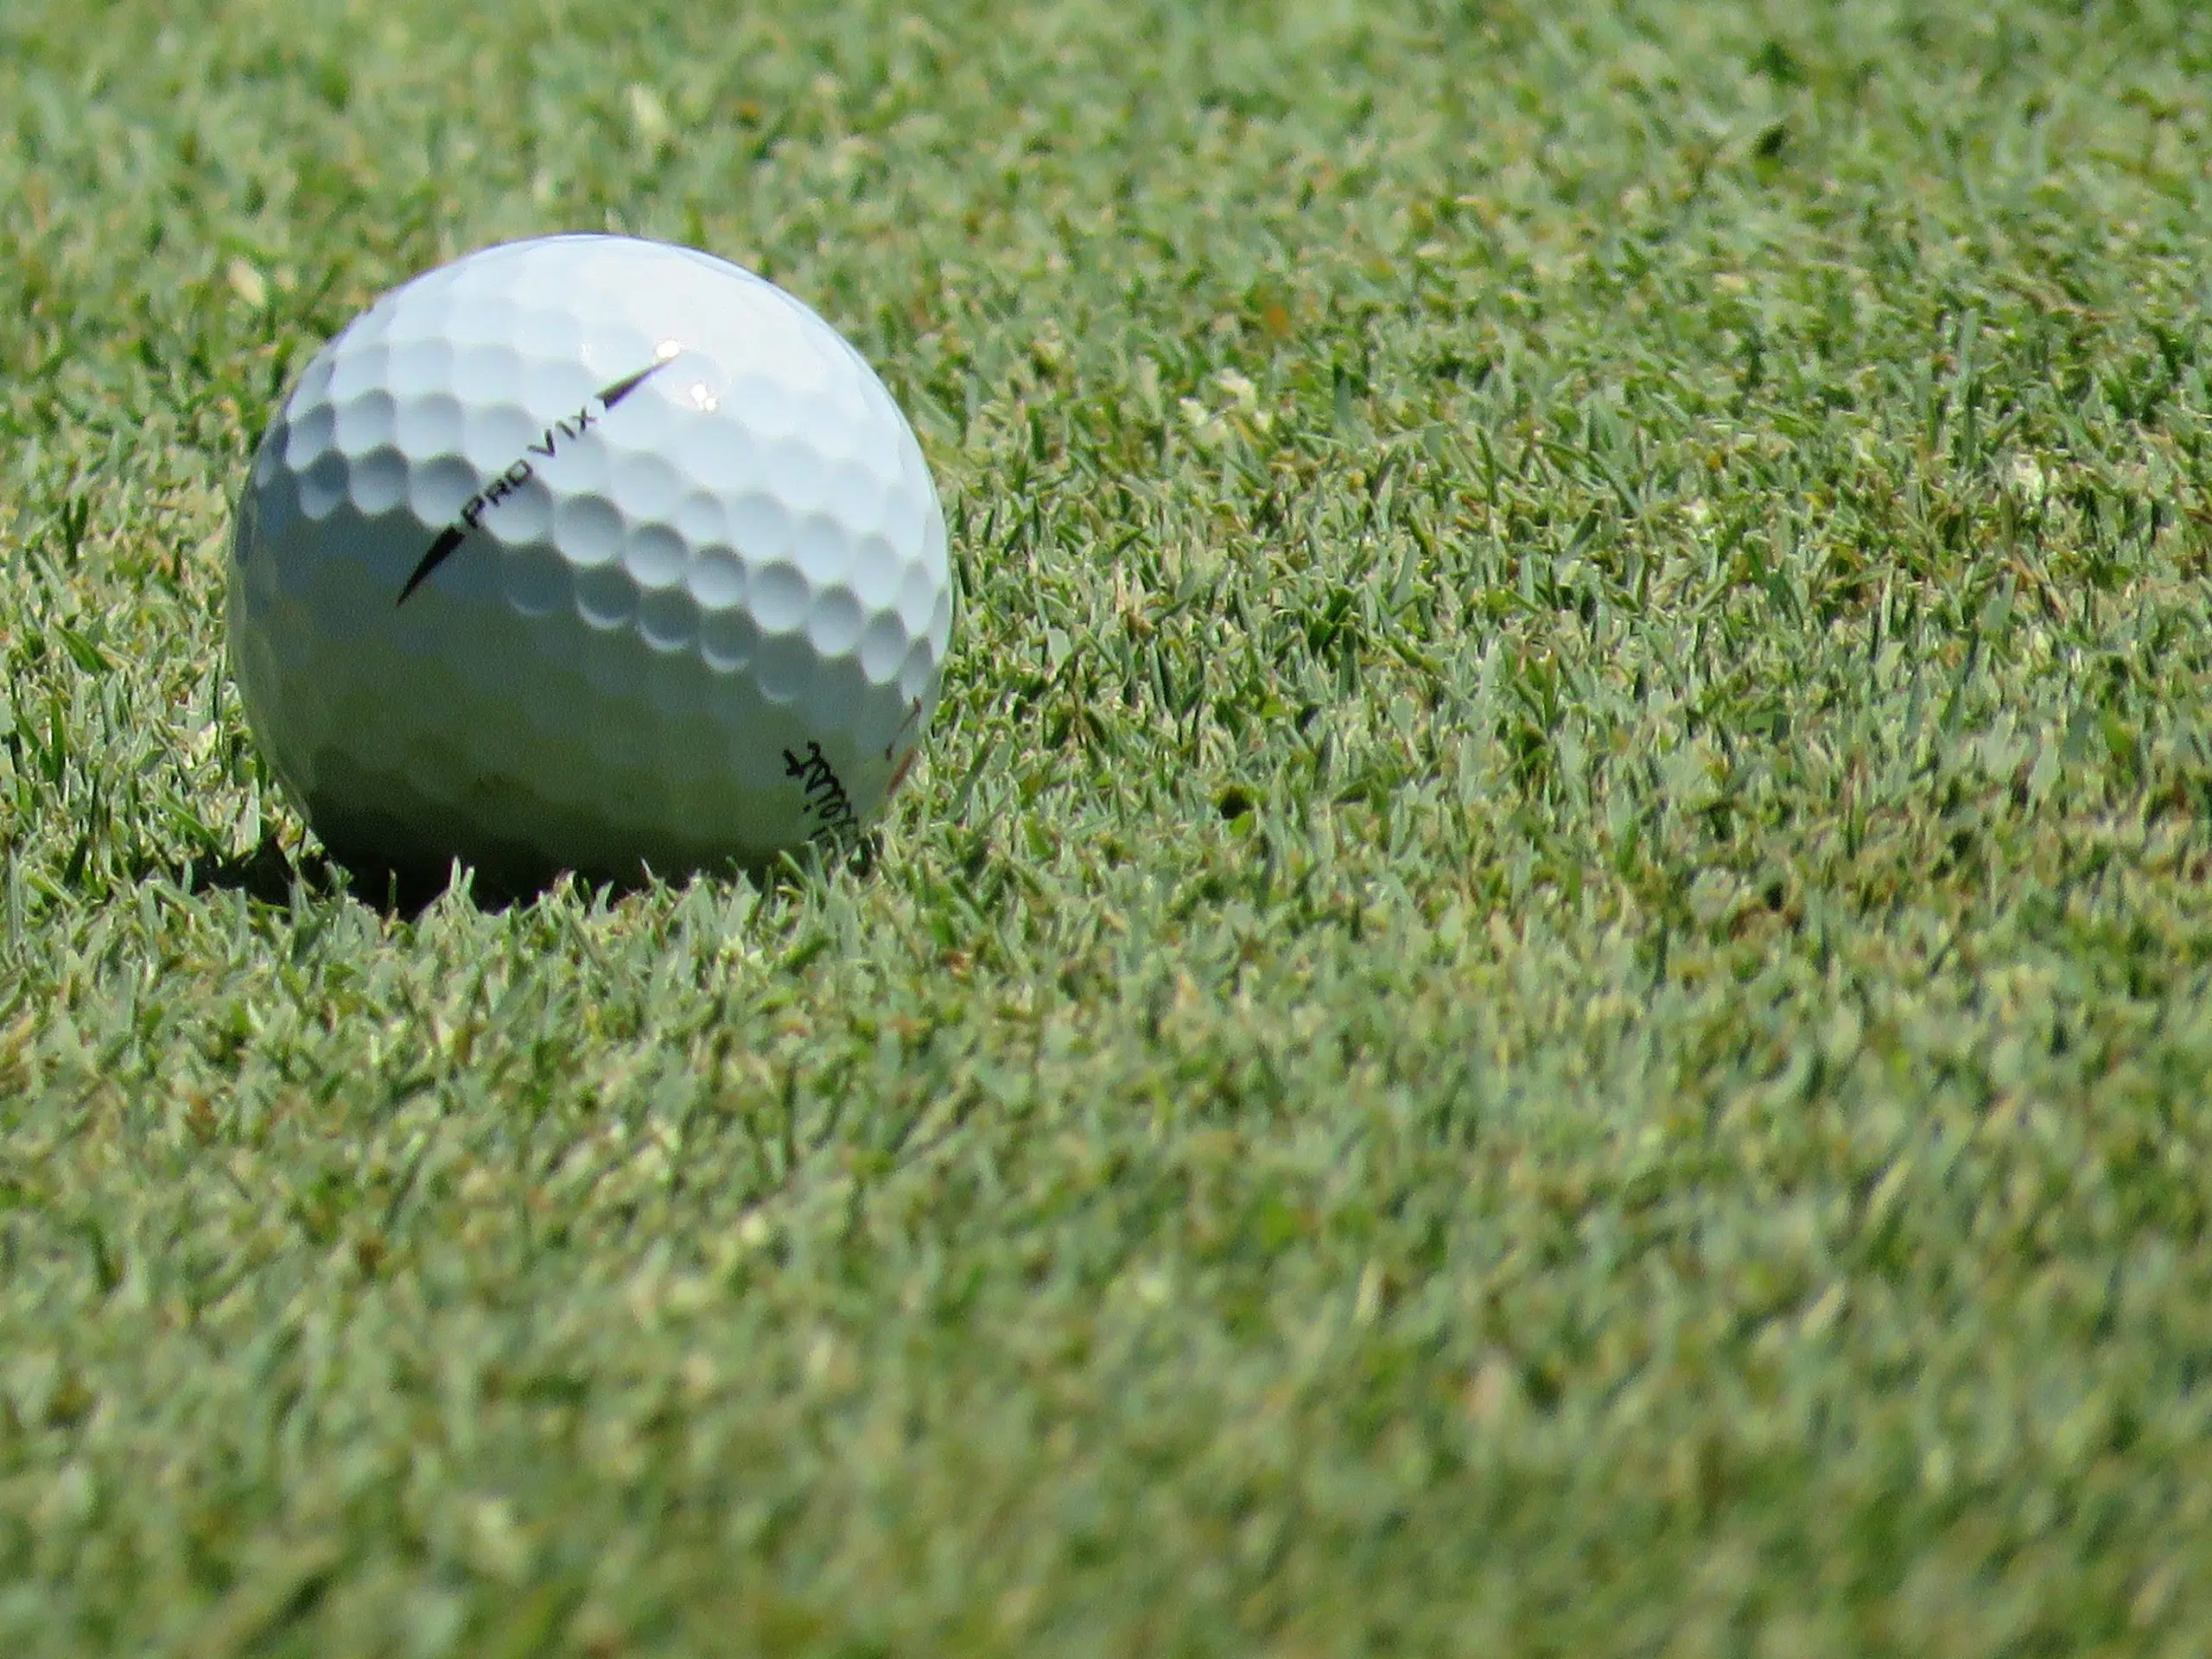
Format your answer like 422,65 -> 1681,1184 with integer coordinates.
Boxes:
5,0 -> 2212,1651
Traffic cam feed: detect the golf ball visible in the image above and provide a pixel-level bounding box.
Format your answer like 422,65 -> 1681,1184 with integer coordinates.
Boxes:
227,233 -> 954,888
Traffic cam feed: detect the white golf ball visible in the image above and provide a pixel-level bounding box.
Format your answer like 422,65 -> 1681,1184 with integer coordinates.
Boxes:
227,232 -> 955,888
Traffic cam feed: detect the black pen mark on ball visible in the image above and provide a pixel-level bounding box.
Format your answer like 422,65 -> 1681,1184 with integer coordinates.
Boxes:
784,740 -> 860,842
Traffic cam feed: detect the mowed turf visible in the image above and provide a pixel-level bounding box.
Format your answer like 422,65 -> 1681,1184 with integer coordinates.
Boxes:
4,0 -> 2212,1652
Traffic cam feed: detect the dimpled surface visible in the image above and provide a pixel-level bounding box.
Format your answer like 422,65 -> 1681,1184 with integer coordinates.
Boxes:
228,234 -> 954,887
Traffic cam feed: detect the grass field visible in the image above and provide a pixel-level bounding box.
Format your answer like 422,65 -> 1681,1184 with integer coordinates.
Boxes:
5,0 -> 2212,1652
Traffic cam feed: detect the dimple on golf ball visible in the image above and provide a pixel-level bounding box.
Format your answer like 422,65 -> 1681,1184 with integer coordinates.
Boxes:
227,232 -> 954,887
